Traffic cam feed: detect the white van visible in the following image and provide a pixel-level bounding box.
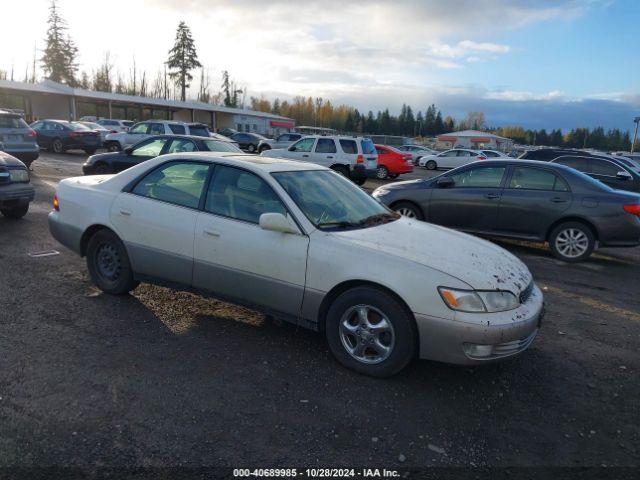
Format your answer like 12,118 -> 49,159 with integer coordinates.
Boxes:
261,135 -> 378,185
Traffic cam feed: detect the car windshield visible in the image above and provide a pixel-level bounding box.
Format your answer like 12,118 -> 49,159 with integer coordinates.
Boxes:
272,170 -> 398,231
202,140 -> 242,153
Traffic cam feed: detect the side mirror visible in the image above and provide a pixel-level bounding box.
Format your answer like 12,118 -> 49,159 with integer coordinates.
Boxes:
616,170 -> 632,180
259,212 -> 298,234
436,177 -> 455,188
124,146 -> 134,154
288,146 -> 296,151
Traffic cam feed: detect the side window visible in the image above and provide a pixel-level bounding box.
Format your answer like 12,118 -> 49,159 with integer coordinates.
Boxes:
442,150 -> 458,157
149,123 -> 165,135
315,138 -> 337,153
132,138 -> 168,156
509,167 -> 567,191
277,134 -> 288,142
554,156 -> 589,172
129,123 -> 149,134
457,150 -> 472,157
483,151 -> 499,158
54,123 -> 65,131
31,122 -> 43,131
204,165 -> 286,223
339,139 -> 357,154
590,159 -> 622,177
166,139 -> 197,154
291,138 -> 315,152
449,166 -> 506,188
132,162 -> 209,209
375,147 -> 386,155
168,124 -> 186,135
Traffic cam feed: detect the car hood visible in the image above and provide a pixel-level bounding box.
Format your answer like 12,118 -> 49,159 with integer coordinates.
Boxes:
333,217 -> 532,294
0,151 -> 27,168
85,151 -> 123,163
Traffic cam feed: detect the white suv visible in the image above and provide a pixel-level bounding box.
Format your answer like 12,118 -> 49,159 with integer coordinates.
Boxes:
96,119 -> 134,133
104,121 -> 210,152
261,135 -> 377,185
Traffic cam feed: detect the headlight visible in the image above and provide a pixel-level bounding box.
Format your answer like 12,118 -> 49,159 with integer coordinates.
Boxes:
438,287 -> 519,313
9,169 -> 29,183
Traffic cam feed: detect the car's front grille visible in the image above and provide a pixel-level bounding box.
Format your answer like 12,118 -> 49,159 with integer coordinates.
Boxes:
519,281 -> 534,304
491,329 -> 538,358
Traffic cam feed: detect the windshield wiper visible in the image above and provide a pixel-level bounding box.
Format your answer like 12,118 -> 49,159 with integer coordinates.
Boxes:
316,221 -> 360,230
357,212 -> 400,226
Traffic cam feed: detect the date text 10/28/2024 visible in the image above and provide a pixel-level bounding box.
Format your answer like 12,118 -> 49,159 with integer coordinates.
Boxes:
233,468 -> 400,478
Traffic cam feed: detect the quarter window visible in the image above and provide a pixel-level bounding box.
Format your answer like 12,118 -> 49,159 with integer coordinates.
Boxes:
132,162 -> 209,209
339,139 -> 357,154
168,124 -> 186,134
449,167 -> 506,188
315,138 -> 337,153
509,167 -> 568,191
291,138 -> 315,152
204,165 -> 286,223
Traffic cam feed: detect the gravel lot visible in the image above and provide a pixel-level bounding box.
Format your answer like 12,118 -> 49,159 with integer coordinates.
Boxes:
1,151 -> 639,470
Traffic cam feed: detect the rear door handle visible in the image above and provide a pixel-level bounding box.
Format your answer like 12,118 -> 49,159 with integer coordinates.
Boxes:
484,193 -> 501,199
302,154 -> 309,158
326,156 -> 334,159
203,229 -> 220,238
119,210 -> 131,216
550,197 -> 567,203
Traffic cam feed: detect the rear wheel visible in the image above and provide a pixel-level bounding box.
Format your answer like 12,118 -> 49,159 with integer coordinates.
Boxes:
393,201 -> 423,220
376,165 -> 389,179
247,144 -> 256,153
1,204 -> 29,219
326,286 -> 417,377
549,222 -> 595,262
52,138 -> 64,154
86,229 -> 139,295
425,160 -> 437,170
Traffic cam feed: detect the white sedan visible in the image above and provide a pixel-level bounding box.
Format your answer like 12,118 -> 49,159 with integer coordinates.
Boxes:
48,153 -> 543,377
418,148 -> 488,170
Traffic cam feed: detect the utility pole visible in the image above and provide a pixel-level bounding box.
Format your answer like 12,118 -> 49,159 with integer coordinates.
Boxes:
632,117 -> 640,153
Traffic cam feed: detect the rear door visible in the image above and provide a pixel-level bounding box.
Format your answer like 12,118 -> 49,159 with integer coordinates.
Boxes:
435,150 -> 459,168
497,166 -> 572,239
427,164 -> 507,232
311,138 -> 338,167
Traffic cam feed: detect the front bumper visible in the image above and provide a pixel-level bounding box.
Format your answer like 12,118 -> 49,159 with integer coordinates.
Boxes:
48,211 -> 83,254
414,284 -> 544,365
0,183 -> 35,207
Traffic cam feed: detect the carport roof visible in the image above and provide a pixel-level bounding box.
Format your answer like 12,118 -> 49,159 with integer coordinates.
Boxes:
0,79 -> 294,121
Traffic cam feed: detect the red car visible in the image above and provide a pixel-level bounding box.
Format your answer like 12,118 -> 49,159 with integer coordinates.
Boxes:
374,144 -> 414,179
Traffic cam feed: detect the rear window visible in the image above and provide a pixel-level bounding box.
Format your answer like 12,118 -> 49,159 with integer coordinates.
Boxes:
360,139 -> 376,155
189,125 -> 210,137
520,150 -> 562,161
168,124 -> 186,135
339,139 -> 357,154
0,116 -> 29,129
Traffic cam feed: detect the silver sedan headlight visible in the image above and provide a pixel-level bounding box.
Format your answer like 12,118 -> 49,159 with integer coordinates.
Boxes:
9,169 -> 30,183
438,287 -> 519,313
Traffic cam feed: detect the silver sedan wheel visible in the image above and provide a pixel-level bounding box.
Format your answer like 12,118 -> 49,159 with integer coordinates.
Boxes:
396,207 -> 417,218
339,305 -> 395,365
555,228 -> 589,258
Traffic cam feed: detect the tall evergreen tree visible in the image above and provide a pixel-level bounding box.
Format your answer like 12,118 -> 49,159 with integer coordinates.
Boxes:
166,21 -> 202,101
41,0 -> 78,85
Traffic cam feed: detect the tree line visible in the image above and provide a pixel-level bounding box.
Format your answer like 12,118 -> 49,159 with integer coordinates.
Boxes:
492,126 -> 635,151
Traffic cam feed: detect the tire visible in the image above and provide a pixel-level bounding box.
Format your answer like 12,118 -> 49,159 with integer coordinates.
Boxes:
376,165 -> 389,179
393,201 -> 423,220
425,160 -> 437,170
86,229 -> 139,295
93,163 -> 111,175
326,286 -> 417,377
52,138 -> 64,154
353,177 -> 366,186
331,165 -> 350,178
548,221 -> 595,263
247,144 -> 256,153
1,204 -> 29,219
106,142 -> 121,152
84,148 -> 97,155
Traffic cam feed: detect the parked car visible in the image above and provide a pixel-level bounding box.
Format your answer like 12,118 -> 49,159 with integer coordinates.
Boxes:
82,135 -> 242,175
104,121 -> 205,152
398,145 -> 438,164
418,149 -> 488,170
30,120 -> 101,155
78,121 -> 111,144
258,133 -> 303,153
374,144 -> 413,179
96,119 -> 133,133
0,151 -> 35,219
518,148 -> 594,162
550,155 -> 640,193
49,153 -> 544,377
373,159 -> 640,262
261,135 -> 378,186
0,109 -> 39,166
229,132 -> 269,153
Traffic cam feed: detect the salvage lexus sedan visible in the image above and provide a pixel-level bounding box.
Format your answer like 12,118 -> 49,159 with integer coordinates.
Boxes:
373,160 -> 640,263
49,153 -> 544,377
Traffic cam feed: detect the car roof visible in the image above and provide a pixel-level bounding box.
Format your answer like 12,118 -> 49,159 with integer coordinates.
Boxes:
160,152 -> 328,173
464,159 -> 578,173
152,134 -> 233,142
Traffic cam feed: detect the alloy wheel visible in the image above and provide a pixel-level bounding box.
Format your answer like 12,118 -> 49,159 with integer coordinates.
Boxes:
339,305 -> 395,365
376,166 -> 388,179
53,139 -> 63,153
555,228 -> 589,259
397,207 -> 417,218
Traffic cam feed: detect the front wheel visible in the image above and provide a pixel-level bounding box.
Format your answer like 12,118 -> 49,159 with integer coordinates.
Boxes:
326,286 -> 417,377
549,222 -> 595,262
393,201 -> 423,220
376,165 -> 389,179
425,160 -> 437,170
86,229 -> 139,295
1,204 -> 29,219
52,138 -> 64,154
247,144 -> 256,153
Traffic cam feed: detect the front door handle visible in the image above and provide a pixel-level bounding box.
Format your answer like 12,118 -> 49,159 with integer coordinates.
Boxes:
484,193 -> 500,199
203,229 -> 220,238
550,197 -> 568,203
302,154 -> 310,158
119,210 -> 131,216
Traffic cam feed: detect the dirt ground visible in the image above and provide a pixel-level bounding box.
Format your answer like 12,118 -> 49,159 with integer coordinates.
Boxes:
0,151 -> 638,471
